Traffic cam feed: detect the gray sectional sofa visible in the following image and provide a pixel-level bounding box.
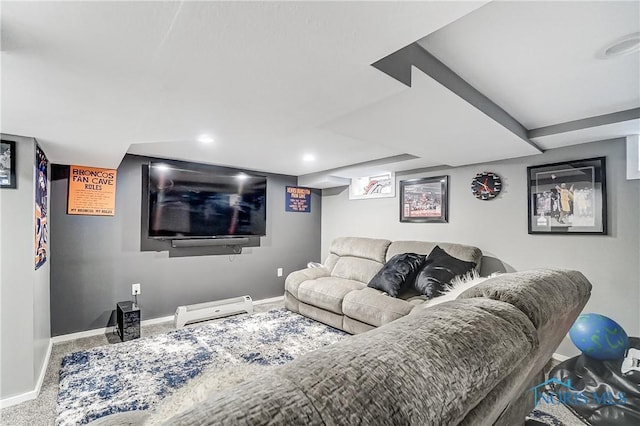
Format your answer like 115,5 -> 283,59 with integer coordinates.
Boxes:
167,268 -> 592,425
284,237 -> 483,333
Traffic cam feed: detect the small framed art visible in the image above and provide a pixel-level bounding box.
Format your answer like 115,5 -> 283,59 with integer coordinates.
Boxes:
349,172 -> 395,200
400,176 -> 448,223
0,140 -> 17,189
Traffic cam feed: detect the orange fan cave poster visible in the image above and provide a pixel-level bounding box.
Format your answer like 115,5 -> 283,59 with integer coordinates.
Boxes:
67,165 -> 117,216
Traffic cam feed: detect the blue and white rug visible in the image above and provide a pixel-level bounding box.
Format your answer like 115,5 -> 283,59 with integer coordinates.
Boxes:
527,392 -> 586,426
56,308 -> 347,425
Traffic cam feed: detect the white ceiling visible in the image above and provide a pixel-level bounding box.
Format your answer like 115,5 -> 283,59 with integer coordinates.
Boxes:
322,67 -> 540,168
419,1 -> 640,129
1,1 -> 639,181
1,1 -> 486,173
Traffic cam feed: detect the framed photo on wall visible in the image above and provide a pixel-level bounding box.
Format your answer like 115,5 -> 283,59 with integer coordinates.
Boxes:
0,140 -> 17,189
349,172 -> 395,200
527,157 -> 607,235
400,176 -> 448,223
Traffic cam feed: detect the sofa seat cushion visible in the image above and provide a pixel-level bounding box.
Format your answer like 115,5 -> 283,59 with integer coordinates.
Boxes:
342,287 -> 414,327
297,277 -> 365,314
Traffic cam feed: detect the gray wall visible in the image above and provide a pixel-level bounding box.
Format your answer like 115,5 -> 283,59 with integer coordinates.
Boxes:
322,138 -> 640,357
0,134 -> 51,400
50,155 -> 321,336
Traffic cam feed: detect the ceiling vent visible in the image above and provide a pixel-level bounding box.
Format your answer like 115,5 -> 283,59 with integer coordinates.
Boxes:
598,32 -> 640,59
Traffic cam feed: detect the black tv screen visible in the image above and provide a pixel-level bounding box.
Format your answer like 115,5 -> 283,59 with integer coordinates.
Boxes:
148,163 -> 267,239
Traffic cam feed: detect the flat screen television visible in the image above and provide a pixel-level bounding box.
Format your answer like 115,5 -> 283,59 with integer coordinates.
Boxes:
147,162 -> 267,239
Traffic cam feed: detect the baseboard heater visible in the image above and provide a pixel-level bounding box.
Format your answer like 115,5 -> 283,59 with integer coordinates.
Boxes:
174,295 -> 253,328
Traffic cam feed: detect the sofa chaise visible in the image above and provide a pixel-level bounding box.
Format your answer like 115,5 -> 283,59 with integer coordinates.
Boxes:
284,237 -> 483,333
166,268 -> 592,425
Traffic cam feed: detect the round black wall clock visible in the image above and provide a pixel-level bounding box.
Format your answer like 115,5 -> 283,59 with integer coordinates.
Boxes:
471,172 -> 502,200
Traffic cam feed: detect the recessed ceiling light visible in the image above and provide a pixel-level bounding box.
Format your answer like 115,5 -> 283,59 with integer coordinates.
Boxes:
236,173 -> 249,180
598,32 -> 640,59
197,135 -> 214,144
303,154 -> 315,162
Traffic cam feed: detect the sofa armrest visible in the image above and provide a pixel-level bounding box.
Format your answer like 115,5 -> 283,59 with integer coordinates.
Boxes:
285,267 -> 331,298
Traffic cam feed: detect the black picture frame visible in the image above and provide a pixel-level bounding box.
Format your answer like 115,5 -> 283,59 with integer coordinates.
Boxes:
0,140 -> 17,189
527,157 -> 607,235
400,176 -> 449,223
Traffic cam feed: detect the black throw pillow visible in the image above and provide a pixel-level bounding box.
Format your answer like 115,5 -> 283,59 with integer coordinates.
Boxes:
413,246 -> 476,298
367,253 -> 425,297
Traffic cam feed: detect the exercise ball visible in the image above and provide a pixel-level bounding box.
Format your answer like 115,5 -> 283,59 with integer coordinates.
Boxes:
569,313 -> 629,360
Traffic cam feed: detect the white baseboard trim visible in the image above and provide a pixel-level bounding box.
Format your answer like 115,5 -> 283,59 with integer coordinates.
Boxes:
0,339 -> 53,409
254,295 -> 284,305
51,295 -> 285,344
140,315 -> 174,327
0,387 -> 38,409
552,352 -> 570,362
51,325 -> 112,344
35,339 -> 53,397
51,315 -> 173,344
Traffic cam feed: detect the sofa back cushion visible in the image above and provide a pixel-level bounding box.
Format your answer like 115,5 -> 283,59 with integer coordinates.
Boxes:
458,268 -> 592,330
332,257 -> 385,284
328,237 -> 391,263
277,298 -> 537,425
325,237 -> 391,283
166,297 -> 537,425
387,241 -> 482,272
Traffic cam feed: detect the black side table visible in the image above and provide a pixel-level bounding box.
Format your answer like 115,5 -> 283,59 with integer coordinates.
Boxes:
117,301 -> 140,342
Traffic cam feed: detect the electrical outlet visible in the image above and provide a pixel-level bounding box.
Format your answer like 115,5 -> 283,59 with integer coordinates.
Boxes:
277,268 -> 283,277
132,283 -> 141,296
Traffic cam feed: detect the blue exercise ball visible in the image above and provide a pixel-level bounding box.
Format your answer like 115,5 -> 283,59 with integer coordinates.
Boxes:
569,313 -> 629,360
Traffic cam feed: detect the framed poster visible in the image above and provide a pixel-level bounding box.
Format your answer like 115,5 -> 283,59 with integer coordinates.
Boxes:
349,172 -> 395,200
35,145 -> 48,270
400,176 -> 449,223
527,157 -> 607,235
68,165 -> 117,216
0,140 -> 17,189
285,186 -> 311,212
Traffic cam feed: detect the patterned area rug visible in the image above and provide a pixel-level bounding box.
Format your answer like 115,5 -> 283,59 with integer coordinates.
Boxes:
56,308 -> 347,425
58,307 -> 586,425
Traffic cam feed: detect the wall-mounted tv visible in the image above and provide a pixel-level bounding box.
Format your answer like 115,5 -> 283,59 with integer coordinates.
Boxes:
148,162 -> 267,239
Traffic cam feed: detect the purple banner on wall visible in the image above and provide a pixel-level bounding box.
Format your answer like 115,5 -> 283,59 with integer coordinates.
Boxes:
35,144 -> 48,270
285,186 -> 311,213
